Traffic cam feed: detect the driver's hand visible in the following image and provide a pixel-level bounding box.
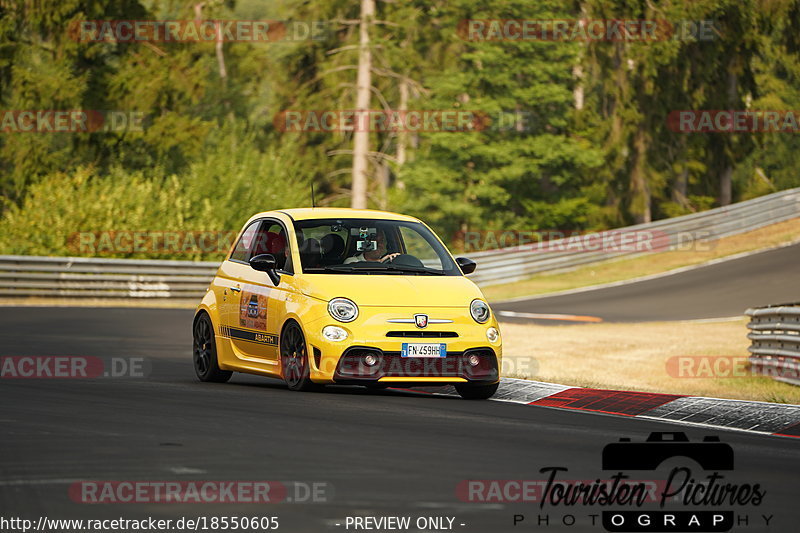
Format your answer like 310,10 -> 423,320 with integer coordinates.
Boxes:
380,253 -> 401,263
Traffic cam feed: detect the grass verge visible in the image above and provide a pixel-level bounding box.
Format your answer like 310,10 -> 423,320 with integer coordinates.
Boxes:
482,218 -> 800,302
500,318 -> 800,404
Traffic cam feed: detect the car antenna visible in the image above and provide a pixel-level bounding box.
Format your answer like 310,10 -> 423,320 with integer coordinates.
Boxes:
311,183 -> 316,208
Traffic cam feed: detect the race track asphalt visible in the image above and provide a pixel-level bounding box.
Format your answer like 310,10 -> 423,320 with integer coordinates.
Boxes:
493,242 -> 800,323
0,307 -> 798,532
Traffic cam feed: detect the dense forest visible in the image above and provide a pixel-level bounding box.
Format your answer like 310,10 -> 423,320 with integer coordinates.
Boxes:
1,0 -> 799,258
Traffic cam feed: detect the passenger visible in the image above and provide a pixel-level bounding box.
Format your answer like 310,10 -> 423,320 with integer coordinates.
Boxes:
344,229 -> 400,264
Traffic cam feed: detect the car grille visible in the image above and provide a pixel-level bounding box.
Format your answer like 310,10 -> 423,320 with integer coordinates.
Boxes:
385,331 -> 458,338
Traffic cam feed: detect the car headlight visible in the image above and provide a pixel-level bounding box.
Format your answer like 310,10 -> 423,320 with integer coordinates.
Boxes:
322,325 -> 348,341
470,299 -> 490,323
486,327 -> 499,342
328,297 -> 359,323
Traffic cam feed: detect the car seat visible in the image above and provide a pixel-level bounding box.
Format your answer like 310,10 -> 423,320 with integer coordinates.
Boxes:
299,237 -> 321,268
320,233 -> 345,265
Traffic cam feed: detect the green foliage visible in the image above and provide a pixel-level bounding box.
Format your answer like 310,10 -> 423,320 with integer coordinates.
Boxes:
0,126 -> 311,259
392,0 -> 605,242
0,167 -> 203,257
1,0 -> 799,257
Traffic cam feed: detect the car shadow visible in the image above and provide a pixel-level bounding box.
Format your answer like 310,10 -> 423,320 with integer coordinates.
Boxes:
225,375 -> 459,399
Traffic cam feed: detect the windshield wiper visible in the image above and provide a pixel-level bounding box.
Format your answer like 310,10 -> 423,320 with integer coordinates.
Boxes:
381,265 -> 445,275
340,264 -> 445,275
303,265 -> 402,275
304,264 -> 444,275
304,266 -> 363,274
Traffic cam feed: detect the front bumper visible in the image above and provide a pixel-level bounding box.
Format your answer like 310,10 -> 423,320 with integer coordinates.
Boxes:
303,305 -> 502,385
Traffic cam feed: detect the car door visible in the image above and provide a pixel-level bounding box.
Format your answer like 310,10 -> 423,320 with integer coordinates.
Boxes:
225,218 -> 294,365
214,219 -> 258,355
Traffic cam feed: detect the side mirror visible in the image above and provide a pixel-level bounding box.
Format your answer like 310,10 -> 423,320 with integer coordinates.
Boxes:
456,257 -> 477,275
249,254 -> 277,272
249,254 -> 280,284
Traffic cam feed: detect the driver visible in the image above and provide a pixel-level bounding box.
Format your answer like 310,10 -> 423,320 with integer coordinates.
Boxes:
344,229 -> 400,264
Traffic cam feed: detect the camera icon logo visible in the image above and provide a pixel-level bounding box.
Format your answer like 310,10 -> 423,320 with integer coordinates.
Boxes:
602,432 -> 734,471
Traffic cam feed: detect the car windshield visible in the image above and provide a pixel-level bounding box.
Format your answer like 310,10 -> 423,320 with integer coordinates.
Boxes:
292,218 -> 461,276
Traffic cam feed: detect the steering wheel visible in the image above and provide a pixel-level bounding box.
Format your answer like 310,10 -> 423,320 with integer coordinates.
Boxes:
389,254 -> 424,267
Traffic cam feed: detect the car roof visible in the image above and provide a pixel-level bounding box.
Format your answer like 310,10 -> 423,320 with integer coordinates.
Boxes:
258,208 -> 421,223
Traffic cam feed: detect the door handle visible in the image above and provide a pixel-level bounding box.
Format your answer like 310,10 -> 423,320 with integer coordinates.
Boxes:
230,286 -> 241,293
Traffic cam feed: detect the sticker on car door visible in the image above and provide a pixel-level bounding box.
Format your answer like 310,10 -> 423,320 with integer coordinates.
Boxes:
238,289 -> 268,329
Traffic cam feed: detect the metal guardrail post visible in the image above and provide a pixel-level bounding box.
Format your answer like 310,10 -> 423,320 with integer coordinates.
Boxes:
746,303 -> 800,386
0,255 -> 219,300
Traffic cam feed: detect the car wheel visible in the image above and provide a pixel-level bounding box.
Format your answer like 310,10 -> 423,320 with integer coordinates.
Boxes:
280,322 -> 316,391
193,313 -> 232,383
455,382 -> 499,400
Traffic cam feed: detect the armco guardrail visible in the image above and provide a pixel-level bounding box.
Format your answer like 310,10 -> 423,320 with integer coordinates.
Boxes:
746,304 -> 800,387
467,187 -> 800,285
0,255 -> 218,299
0,188 -> 798,299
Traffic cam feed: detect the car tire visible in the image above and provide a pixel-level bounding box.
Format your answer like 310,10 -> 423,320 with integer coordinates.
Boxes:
280,322 -> 316,391
193,313 -> 233,383
455,382 -> 499,400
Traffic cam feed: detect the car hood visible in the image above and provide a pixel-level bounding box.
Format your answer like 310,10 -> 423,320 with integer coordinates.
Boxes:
296,274 -> 485,307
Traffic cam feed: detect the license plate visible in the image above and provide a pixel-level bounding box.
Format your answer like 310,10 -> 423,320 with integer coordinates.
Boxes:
401,343 -> 447,358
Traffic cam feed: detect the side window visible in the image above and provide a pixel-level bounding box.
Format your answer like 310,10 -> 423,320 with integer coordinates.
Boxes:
399,226 -> 444,269
250,220 -> 293,273
230,221 -> 260,262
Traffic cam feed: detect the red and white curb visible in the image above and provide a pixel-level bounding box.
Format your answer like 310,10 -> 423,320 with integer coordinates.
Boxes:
408,377 -> 800,439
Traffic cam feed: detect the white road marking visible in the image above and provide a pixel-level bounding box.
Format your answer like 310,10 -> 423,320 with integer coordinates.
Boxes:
498,310 -> 603,322
168,466 -> 206,474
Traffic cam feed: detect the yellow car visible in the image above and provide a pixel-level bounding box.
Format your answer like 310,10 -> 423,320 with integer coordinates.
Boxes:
192,208 -> 502,399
